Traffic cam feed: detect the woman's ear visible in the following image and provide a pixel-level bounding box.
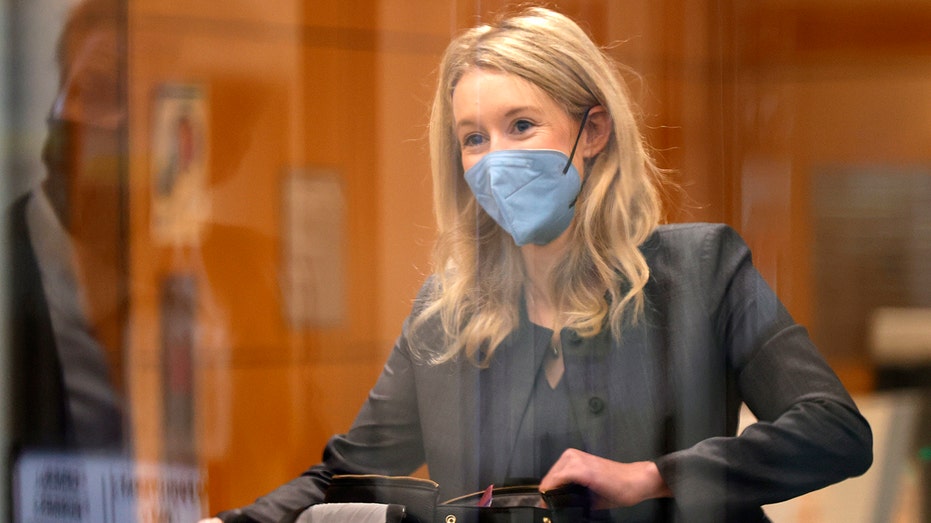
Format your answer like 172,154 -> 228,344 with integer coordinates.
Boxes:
582,105 -> 612,159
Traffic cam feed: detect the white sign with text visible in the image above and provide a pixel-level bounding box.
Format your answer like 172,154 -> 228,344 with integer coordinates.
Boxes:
14,453 -> 203,523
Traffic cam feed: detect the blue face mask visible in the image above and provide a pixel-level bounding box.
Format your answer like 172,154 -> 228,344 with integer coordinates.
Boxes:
463,108 -> 591,246
464,149 -> 582,246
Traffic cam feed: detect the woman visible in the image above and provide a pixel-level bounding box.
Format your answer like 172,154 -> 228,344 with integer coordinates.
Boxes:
206,7 -> 871,522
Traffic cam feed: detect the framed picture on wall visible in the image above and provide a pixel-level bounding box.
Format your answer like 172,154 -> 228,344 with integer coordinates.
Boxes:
150,83 -> 210,246
281,169 -> 346,328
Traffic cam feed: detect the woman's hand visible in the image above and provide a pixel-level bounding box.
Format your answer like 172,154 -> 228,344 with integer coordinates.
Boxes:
539,448 -> 671,509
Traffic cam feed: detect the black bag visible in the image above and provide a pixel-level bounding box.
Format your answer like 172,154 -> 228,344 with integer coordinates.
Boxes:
438,483 -> 590,523
323,475 -> 440,523
300,475 -> 590,523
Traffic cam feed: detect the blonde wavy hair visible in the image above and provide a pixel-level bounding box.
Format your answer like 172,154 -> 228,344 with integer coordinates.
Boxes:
412,6 -> 664,364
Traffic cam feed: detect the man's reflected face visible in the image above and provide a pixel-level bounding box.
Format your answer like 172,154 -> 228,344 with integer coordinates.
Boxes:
41,26 -> 123,228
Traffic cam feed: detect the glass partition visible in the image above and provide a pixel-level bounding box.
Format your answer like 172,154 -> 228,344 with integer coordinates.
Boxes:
2,1 -> 929,521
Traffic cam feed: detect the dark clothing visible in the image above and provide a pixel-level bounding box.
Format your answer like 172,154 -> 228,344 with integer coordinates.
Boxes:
223,224 -> 872,523
7,193 -> 123,452
477,321 -> 585,486
8,194 -> 74,449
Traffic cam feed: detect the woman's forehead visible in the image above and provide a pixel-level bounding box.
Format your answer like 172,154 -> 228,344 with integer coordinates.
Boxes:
452,69 -> 556,122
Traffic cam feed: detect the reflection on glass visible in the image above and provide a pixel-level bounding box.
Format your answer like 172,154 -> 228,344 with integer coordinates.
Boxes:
8,0 -> 125,455
4,1 -> 931,522
6,1 -> 211,520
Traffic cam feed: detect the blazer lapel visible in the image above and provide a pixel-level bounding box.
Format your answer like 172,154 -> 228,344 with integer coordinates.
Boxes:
445,357 -> 482,499
486,301 -> 548,483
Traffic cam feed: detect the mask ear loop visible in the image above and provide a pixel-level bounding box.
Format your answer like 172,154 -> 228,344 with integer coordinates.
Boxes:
566,106 -> 594,208
562,106 -> 593,174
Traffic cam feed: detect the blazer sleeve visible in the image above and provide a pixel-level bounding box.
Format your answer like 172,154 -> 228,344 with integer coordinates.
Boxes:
653,225 -> 873,517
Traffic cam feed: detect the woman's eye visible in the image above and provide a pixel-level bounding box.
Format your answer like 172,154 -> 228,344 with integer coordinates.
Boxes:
462,133 -> 486,148
513,119 -> 534,133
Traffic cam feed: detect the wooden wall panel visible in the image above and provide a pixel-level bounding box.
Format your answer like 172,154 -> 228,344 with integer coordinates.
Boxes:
715,0 -> 931,390
126,0 -> 389,511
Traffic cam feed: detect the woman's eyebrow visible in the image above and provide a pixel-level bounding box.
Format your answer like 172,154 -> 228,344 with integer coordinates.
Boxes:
502,105 -> 540,119
455,118 -> 477,131
456,105 -> 541,130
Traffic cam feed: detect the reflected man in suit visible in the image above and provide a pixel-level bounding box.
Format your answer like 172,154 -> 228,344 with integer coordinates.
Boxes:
7,0 -> 125,451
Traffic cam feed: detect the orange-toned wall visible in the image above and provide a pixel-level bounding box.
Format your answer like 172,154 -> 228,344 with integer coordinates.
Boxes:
126,1 -> 405,511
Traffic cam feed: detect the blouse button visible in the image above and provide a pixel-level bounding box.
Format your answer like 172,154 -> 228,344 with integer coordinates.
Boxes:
588,396 -> 605,414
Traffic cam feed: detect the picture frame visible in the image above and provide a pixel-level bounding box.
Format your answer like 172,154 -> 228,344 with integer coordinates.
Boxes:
150,83 -> 210,246
281,169 -> 346,328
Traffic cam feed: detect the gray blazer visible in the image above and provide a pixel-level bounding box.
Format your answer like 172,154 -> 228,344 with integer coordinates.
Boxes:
225,224 -> 872,523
